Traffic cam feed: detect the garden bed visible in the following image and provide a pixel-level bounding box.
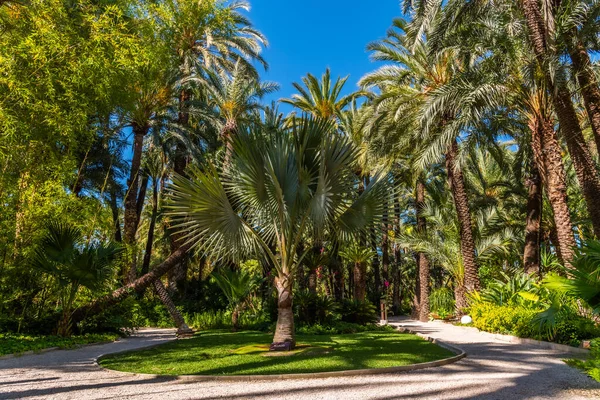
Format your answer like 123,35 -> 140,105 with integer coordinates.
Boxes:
0,333 -> 120,357
98,330 -> 454,376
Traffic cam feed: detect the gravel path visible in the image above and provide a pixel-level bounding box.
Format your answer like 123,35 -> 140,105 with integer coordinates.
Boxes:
1,321 -> 599,399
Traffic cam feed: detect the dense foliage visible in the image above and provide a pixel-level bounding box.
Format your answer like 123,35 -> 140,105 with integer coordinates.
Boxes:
3,0 -> 600,355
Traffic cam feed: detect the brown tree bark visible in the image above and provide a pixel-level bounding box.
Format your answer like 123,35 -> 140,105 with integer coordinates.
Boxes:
416,178 -> 430,322
523,161 -> 542,276
272,273 -> 295,347
153,278 -> 192,335
354,261 -> 367,301
141,178 -> 159,276
123,122 -> 149,283
381,197 -> 390,291
521,0 -> 600,238
445,139 -> 480,295
109,189 -> 122,243
530,106 -> 576,265
569,37 -> 600,156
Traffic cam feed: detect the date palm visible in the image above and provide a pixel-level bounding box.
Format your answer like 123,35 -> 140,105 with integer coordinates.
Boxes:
281,68 -> 361,120
168,116 -> 386,347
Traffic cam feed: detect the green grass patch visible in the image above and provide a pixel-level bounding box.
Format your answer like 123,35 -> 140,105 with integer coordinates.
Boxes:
0,332 -> 120,356
99,330 -> 453,376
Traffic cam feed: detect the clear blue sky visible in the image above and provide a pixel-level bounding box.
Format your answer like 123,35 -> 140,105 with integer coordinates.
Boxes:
248,1 -> 403,111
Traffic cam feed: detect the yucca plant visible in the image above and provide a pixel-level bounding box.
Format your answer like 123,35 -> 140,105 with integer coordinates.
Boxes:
31,222 -> 123,336
167,116 -> 387,348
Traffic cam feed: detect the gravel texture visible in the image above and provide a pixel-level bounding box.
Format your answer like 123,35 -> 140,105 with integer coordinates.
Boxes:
1,320 -> 600,399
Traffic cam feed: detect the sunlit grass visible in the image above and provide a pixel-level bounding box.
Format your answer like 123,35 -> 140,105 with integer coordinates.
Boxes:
99,330 -> 453,375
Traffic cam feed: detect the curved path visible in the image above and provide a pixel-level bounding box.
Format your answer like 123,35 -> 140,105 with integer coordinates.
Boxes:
1,321 -> 599,399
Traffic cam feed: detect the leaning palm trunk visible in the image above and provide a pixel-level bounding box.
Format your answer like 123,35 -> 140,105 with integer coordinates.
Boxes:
153,279 -> 192,335
521,0 -> 600,238
523,161 -> 542,276
445,140 -> 480,295
273,273 -> 295,346
70,244 -> 191,325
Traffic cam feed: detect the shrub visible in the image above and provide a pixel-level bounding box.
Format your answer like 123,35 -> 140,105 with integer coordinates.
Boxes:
340,300 -> 378,325
430,287 -> 455,318
294,291 -> 339,326
469,302 -> 600,345
297,321 -> 395,335
187,310 -> 271,332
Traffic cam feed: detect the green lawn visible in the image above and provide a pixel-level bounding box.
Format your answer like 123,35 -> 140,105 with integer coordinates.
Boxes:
0,333 -> 120,356
99,330 -> 454,376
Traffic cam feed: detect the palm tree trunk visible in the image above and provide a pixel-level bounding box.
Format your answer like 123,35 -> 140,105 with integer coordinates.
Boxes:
445,139 -> 480,295
109,190 -> 122,243
168,90 -> 191,294
153,279 -> 192,335
70,243 -> 191,325
272,273 -> 295,348
124,122 -> 148,283
523,161 -> 542,276
141,179 -> 159,277
530,113 -> 576,264
416,178 -> 430,322
381,197 -> 390,291
521,0 -> 600,238
569,36 -> 600,155
354,261 -> 367,301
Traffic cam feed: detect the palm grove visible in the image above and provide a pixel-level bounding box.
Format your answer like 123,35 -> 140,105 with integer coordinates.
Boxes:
3,0 -> 600,349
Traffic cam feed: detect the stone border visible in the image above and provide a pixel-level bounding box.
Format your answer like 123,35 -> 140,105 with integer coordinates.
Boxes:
94,329 -> 466,381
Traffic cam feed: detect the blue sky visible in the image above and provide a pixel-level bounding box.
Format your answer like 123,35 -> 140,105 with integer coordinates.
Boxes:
249,0 -> 403,111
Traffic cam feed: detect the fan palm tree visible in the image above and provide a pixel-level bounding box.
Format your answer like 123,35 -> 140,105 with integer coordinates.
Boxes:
340,242 -> 376,301
167,116 -> 387,347
31,222 -> 123,336
211,268 -> 260,331
281,68 -> 361,121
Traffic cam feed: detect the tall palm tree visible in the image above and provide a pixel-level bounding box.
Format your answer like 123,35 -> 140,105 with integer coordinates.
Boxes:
361,18 -> 484,298
281,68 -> 361,120
167,116 -> 387,347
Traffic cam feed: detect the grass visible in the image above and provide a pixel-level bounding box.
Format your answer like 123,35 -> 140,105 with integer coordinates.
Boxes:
0,332 -> 120,356
99,330 -> 454,376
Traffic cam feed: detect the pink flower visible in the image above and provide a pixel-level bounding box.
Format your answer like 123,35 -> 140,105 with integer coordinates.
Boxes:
384,280 -> 390,288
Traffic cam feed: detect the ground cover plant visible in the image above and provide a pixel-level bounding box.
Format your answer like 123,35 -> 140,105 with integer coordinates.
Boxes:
0,333 -> 120,356
99,330 -> 453,375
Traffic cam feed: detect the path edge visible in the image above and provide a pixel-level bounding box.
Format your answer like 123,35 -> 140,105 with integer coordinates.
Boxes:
94,330 -> 466,382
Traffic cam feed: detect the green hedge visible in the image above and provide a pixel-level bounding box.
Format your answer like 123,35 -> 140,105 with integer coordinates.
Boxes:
469,302 -> 600,346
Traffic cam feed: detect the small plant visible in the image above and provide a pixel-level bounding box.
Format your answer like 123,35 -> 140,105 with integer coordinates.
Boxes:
211,268 -> 261,331
340,300 -> 378,325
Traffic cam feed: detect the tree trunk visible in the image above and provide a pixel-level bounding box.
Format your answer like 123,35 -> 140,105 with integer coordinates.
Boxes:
124,122 -> 148,283
530,113 -> 576,264
272,273 -> 295,347
231,307 -> 240,332
523,161 -> 542,276
416,178 -> 430,322
569,36 -> 600,156
454,283 -> 467,313
141,178 -> 159,277
168,89 -> 191,293
109,190 -> 122,243
70,244 -> 191,325
521,0 -> 600,238
354,261 -> 367,301
153,279 -> 192,335
445,139 -> 480,294
381,197 -> 390,292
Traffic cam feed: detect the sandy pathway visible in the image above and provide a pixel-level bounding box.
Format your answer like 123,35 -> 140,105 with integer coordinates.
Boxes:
1,321 -> 599,399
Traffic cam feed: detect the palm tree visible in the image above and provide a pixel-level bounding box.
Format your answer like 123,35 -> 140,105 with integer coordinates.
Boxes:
281,68 -> 361,120
31,222 -> 123,336
361,18 -> 484,297
204,63 -> 279,166
167,116 -> 386,348
211,268 -> 260,331
340,242 -> 375,301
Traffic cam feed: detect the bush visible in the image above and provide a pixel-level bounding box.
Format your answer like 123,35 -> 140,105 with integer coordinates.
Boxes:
187,310 -> 271,332
566,337 -> 600,382
340,300 -> 378,325
294,291 -> 339,326
297,321 -> 395,335
0,332 -> 120,356
469,302 -> 600,345
430,287 -> 455,318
